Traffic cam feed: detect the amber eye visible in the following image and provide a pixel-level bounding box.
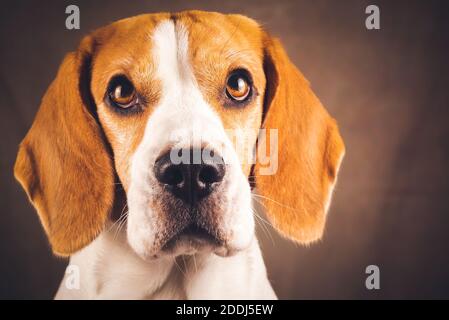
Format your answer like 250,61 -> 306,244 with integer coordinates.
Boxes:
225,70 -> 251,102
107,76 -> 138,109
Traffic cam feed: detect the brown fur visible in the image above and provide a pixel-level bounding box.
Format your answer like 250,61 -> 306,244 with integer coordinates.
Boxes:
14,36 -> 114,256
255,36 -> 345,244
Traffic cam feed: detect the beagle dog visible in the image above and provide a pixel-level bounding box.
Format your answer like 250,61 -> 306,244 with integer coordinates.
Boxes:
14,11 -> 345,299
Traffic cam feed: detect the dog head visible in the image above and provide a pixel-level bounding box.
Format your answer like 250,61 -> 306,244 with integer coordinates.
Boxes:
14,11 -> 345,259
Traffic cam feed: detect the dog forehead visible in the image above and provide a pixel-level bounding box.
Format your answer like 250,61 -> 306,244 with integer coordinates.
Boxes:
175,11 -> 264,51
178,13 -> 265,85
93,11 -> 263,63
90,12 -> 264,99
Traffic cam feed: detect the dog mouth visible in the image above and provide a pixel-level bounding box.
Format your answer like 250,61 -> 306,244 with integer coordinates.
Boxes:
161,224 -> 225,256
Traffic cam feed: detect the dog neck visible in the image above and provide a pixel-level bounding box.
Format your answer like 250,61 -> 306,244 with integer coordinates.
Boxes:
54,221 -> 276,299
55,221 -> 180,299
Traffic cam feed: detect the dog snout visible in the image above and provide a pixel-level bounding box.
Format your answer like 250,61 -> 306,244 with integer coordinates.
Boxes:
154,148 -> 225,205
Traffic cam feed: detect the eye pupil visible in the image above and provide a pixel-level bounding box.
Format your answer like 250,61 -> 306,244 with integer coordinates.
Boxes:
228,76 -> 244,91
226,70 -> 251,102
108,76 -> 137,108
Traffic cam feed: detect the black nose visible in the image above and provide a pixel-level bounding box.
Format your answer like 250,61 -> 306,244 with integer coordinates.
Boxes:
154,148 -> 225,205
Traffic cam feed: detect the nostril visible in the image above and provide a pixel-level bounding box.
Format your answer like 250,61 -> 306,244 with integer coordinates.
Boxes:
198,164 -> 224,185
154,153 -> 186,187
162,165 -> 184,186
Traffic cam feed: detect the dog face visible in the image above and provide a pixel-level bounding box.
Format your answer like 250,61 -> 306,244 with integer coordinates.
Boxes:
14,11 -> 345,258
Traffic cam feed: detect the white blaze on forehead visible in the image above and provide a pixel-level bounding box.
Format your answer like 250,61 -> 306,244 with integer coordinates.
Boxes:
134,19 -> 238,164
152,20 -> 194,89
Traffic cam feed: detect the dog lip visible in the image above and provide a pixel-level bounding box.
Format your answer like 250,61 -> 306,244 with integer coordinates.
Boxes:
161,224 -> 222,252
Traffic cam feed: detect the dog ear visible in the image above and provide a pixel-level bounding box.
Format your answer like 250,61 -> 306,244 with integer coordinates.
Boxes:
255,35 -> 345,244
14,35 -> 114,256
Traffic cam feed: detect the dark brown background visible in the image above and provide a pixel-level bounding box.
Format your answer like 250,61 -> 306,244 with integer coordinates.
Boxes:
1,0 -> 449,299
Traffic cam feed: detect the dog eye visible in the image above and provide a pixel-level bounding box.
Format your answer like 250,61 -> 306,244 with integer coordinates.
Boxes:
225,70 -> 251,102
107,76 -> 138,109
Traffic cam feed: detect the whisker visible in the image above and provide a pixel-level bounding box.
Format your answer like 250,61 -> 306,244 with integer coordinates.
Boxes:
109,201 -> 128,224
251,193 -> 296,212
113,211 -> 129,240
110,202 -> 129,239
251,197 -> 275,244
192,255 -> 198,273
107,210 -> 127,233
252,207 -> 275,246
173,257 -> 186,277
252,206 -> 272,227
247,175 -> 277,178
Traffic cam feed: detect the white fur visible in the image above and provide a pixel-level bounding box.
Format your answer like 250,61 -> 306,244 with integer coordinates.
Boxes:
127,20 -> 254,260
55,222 -> 276,299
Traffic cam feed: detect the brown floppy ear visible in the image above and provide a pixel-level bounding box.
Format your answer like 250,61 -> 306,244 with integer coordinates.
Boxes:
14,36 -> 114,256
255,35 -> 345,244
